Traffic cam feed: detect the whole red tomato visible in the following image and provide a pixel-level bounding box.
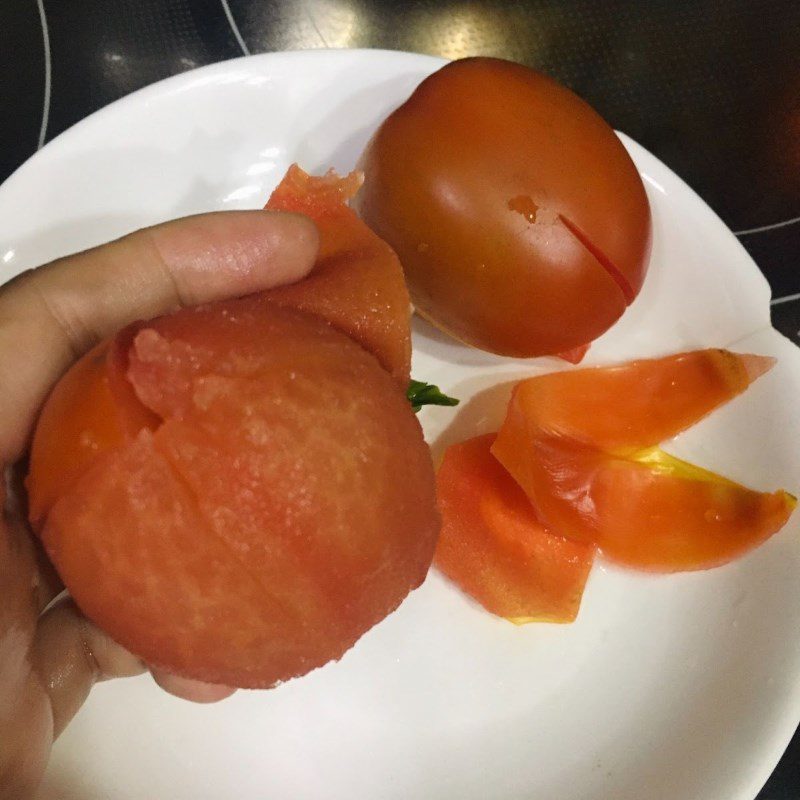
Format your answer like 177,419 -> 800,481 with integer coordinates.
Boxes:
355,57 -> 652,357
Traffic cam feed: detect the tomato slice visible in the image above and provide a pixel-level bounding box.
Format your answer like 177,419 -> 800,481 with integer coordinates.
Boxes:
265,164 -> 412,386
492,350 -> 795,571
435,434 -> 594,622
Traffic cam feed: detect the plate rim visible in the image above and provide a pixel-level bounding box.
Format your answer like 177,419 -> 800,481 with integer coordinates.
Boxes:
2,47 -> 797,800
0,48 -> 449,194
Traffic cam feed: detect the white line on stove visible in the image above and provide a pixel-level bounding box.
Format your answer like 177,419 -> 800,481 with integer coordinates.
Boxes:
734,215 -> 800,236
220,0 -> 251,56
771,292 -> 800,306
35,0 -> 51,149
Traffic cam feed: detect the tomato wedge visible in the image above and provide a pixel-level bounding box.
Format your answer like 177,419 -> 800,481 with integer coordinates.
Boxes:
435,434 -> 594,622
265,165 -> 411,386
492,350 -> 796,571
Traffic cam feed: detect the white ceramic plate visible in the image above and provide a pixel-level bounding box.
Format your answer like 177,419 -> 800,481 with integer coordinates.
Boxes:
2,49 -> 800,800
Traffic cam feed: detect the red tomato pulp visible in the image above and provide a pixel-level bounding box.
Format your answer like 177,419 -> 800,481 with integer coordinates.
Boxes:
26,169 -> 439,688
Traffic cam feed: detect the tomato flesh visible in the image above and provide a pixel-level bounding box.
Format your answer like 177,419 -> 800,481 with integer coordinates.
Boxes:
27,330 -> 159,528
30,300 -> 438,688
26,163 -> 438,687
435,434 -> 594,622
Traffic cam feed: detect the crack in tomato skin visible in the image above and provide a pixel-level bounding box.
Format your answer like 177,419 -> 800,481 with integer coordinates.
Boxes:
506,197 -> 633,322
557,214 -> 635,305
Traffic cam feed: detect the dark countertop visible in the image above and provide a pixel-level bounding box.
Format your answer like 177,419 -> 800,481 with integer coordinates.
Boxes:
2,2 -> 799,797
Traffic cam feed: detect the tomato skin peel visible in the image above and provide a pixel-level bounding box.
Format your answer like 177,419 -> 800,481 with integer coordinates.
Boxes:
434,434 -> 594,623
265,164 -> 412,387
355,56 -> 652,358
492,349 -> 795,571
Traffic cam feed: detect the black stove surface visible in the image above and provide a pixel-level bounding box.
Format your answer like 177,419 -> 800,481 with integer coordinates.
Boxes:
2,2 -> 799,797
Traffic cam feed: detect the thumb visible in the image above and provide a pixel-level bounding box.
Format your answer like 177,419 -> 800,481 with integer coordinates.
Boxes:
0,210 -> 319,463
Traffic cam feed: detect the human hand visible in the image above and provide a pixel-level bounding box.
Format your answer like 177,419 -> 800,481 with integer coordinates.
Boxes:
0,210 -> 318,797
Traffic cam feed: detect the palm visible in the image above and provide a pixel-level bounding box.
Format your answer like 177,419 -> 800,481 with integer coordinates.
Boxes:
1,466 -> 66,796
